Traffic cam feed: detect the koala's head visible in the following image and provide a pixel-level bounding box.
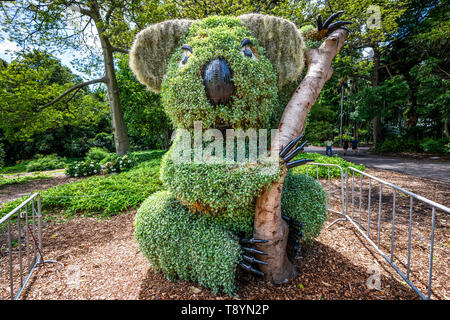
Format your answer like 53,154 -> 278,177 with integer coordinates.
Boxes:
130,15 -> 304,131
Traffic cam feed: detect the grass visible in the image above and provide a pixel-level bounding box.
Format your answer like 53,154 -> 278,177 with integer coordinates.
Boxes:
292,152 -> 365,178
0,151 -> 165,219
0,172 -> 52,188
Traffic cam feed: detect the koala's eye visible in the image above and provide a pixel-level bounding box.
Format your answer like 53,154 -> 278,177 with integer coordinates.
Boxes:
179,44 -> 193,66
240,38 -> 256,59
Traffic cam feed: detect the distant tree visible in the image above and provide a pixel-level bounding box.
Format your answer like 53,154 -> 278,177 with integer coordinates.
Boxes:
316,0 -> 408,145
0,0 -> 167,154
115,55 -> 172,150
0,50 -> 108,142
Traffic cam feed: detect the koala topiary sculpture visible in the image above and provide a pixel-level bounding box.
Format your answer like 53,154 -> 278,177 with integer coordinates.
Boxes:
130,13 -> 351,295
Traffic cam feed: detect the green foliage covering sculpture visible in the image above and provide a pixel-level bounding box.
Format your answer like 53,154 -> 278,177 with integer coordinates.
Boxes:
131,14 -> 351,294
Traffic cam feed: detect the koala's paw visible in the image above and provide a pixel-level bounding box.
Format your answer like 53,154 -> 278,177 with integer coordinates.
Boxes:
279,134 -> 313,169
314,11 -> 353,41
282,215 -> 305,261
238,237 -> 268,276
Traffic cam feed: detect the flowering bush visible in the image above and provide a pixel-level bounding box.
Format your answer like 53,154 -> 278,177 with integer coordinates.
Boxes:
103,154 -> 135,174
66,160 -> 102,177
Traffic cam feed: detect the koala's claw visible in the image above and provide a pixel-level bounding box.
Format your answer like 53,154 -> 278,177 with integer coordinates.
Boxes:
316,11 -> 352,39
282,215 -> 305,261
279,135 -> 313,169
239,237 -> 268,276
239,238 -> 269,245
239,261 -> 264,276
242,246 -> 268,255
242,255 -> 268,265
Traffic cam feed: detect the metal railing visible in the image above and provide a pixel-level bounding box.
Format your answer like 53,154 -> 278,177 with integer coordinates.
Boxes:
0,193 -> 54,300
344,167 -> 449,300
303,163 -> 448,300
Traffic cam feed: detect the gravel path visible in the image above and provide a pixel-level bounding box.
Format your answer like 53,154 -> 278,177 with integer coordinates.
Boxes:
305,146 -> 450,183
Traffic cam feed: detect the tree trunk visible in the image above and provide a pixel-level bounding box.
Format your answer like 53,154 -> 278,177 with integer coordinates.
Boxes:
371,46 -> 383,145
92,6 -> 130,155
444,119 -> 450,139
102,42 -> 130,155
253,29 -> 349,283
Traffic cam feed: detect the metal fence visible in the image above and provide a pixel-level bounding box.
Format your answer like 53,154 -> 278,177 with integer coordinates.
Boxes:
303,163 -> 449,300
344,167 -> 449,300
0,193 -> 54,300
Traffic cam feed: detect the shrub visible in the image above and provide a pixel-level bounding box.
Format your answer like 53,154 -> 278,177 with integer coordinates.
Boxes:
88,132 -> 115,152
135,191 -> 241,295
25,154 -> 66,172
130,150 -> 166,163
419,138 -> 446,154
292,152 -> 365,179
281,173 -> 328,242
66,160 -> 102,177
86,147 -> 111,162
103,154 -> 136,174
376,138 -> 403,153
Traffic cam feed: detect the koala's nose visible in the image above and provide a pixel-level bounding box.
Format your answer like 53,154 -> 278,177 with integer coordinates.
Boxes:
202,58 -> 234,105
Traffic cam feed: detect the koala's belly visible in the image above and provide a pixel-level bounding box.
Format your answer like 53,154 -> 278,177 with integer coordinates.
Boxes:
160,139 -> 282,215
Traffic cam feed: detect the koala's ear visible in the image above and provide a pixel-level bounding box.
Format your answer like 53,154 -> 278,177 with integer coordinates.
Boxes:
129,19 -> 193,93
238,14 -> 305,89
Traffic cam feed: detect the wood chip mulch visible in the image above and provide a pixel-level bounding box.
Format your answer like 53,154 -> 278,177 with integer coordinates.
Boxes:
0,168 -> 448,300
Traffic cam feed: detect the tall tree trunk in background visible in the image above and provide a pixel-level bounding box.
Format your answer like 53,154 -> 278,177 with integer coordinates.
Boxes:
93,12 -> 130,155
372,46 -> 383,146
444,119 -> 450,139
253,29 -> 349,283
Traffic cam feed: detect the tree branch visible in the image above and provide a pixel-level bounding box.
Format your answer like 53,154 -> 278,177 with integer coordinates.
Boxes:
38,77 -> 106,110
272,28 -> 349,153
111,46 -> 129,54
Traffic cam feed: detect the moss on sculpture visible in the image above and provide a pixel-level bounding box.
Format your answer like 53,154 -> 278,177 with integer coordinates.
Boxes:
281,173 -> 328,242
161,16 -> 278,130
134,191 -> 242,295
131,15 -> 328,295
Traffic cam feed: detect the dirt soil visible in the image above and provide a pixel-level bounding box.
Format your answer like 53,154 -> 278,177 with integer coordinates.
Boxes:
0,176 -> 79,207
0,168 -> 448,300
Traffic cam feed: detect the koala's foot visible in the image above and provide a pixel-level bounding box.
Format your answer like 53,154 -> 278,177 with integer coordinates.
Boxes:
312,11 -> 353,41
238,237 -> 268,276
279,134 -> 313,169
282,215 -> 305,261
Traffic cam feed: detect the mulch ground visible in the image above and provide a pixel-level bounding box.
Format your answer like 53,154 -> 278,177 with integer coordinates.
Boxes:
0,168 -> 448,300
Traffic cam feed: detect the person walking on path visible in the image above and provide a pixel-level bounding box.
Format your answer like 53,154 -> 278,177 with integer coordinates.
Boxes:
351,138 -> 359,154
325,138 -> 333,157
343,139 -> 349,155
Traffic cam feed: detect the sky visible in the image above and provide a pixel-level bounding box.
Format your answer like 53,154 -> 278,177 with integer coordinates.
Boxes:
0,18 -> 99,80
0,36 -> 92,79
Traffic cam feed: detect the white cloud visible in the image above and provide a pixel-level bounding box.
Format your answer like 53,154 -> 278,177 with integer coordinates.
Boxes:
0,38 -> 20,62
